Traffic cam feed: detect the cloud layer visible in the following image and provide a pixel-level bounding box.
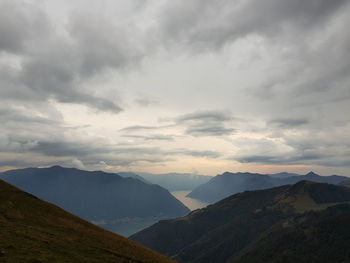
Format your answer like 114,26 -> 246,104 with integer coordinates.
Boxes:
1,0 -> 350,175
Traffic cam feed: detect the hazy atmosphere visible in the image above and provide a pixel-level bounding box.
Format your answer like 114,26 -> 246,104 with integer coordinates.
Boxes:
1,0 -> 350,176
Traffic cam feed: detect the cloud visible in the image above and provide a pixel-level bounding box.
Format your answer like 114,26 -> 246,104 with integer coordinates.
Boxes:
232,121 -> 350,167
185,125 -> 234,137
1,0 -> 350,174
177,111 -> 232,123
176,110 -> 234,136
0,107 -> 60,125
121,134 -> 175,141
30,141 -> 106,157
0,0 -> 145,113
119,125 -> 161,132
171,149 -> 221,158
157,0 -> 348,49
71,158 -> 86,170
269,118 -> 309,128
236,152 -> 327,165
0,0 -> 49,53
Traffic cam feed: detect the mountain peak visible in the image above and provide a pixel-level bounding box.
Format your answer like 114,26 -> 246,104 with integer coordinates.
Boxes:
305,171 -> 319,177
287,180 -> 314,193
50,165 -> 64,169
288,180 -> 318,192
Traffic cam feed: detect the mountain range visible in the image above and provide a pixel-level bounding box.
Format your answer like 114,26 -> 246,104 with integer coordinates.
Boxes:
187,171 -> 349,203
0,166 -> 190,236
131,181 -> 350,263
136,172 -> 212,191
0,178 -> 174,263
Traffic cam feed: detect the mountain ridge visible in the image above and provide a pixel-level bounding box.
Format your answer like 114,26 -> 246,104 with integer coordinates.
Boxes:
0,178 -> 175,263
131,181 -> 350,263
187,171 -> 349,203
0,166 -> 190,236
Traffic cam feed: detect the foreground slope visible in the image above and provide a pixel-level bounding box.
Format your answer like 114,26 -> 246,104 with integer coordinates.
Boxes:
0,166 -> 190,235
188,171 -> 348,203
0,179 -> 175,263
339,179 -> 350,187
232,204 -> 350,263
131,181 -> 350,263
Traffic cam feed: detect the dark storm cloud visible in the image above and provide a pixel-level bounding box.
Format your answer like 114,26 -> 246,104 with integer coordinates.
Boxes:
0,1 -> 144,113
0,107 -> 59,125
177,111 -> 232,123
68,14 -> 142,77
0,1 -> 49,53
1,0 -> 350,171
119,111 -> 235,138
235,150 -> 350,167
176,110 -> 234,136
185,125 -> 234,136
236,152 -> 326,165
30,141 -> 107,157
269,118 -> 309,128
158,0 -> 348,49
154,0 -> 350,169
0,158 -> 53,168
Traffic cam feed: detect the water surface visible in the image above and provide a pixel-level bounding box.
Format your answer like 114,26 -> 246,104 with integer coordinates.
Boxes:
171,190 -> 209,210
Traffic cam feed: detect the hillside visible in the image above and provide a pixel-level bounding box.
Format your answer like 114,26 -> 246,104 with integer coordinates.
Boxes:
187,171 -> 348,203
0,166 -> 190,236
131,181 -> 350,263
0,179 -> 175,263
339,179 -> 350,188
231,204 -> 350,263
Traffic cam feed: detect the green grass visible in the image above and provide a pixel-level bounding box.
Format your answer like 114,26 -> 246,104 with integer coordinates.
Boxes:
0,179 -> 176,263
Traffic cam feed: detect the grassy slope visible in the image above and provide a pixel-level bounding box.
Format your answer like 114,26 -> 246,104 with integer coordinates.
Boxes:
232,204 -> 350,263
0,179 -> 175,263
131,181 -> 350,263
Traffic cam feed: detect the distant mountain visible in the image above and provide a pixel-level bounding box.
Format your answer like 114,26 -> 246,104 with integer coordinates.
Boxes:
118,171 -> 150,184
268,172 -> 301,178
0,166 -> 190,236
187,172 -> 274,203
138,172 -> 212,191
187,171 -> 349,203
0,178 -> 175,263
131,181 -> 350,263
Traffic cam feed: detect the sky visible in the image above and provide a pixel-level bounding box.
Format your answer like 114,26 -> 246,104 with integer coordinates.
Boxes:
1,0 -> 350,176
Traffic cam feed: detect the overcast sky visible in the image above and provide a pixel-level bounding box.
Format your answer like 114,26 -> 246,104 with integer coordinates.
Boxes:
1,0 -> 350,175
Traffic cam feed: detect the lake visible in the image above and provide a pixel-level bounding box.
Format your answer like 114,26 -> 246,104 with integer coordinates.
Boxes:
171,190 -> 209,210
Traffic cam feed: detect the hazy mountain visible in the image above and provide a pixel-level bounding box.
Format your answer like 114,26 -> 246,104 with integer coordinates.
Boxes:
288,171 -> 348,184
0,178 -> 175,263
118,171 -> 150,184
131,181 -> 350,263
0,166 -> 190,236
187,172 -> 274,203
187,171 -> 349,203
268,172 -> 301,178
138,172 -> 212,191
